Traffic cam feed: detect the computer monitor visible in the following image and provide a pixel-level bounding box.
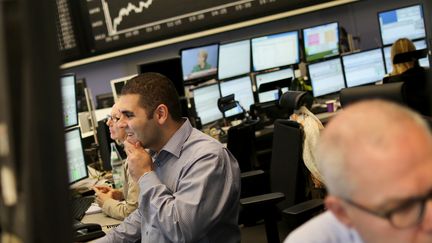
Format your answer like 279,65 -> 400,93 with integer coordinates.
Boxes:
219,76 -> 255,117
251,30 -> 299,72
137,57 -> 185,97
61,73 -> 78,128
218,40 -> 251,80
181,44 -> 219,84
96,93 -> 114,109
308,58 -> 346,97
255,68 -> 294,103
378,4 -> 426,46
342,48 -> 386,87
303,22 -> 340,62
65,128 -> 88,184
383,39 -> 430,73
192,83 -> 223,125
110,74 -> 136,102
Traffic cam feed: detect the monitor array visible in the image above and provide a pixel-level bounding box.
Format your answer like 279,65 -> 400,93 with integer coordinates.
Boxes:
179,4 -> 429,125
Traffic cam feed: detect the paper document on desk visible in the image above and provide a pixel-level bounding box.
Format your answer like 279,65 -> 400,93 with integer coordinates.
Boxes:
85,203 -> 102,215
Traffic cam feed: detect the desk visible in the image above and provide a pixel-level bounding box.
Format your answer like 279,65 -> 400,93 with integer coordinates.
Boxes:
315,111 -> 338,124
81,212 -> 121,233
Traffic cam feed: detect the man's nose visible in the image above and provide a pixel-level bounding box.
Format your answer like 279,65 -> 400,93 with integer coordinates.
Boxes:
117,115 -> 127,128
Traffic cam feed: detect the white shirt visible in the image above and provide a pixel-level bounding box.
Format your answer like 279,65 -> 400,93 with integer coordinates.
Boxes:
284,211 -> 363,243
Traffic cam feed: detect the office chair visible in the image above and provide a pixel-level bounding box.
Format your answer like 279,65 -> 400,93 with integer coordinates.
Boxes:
340,81 -> 432,117
227,120 -> 260,172
339,82 -> 405,108
240,118 -> 324,243
278,91 -> 313,114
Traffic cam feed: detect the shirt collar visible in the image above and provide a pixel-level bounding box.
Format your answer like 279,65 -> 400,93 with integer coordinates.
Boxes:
158,118 -> 192,159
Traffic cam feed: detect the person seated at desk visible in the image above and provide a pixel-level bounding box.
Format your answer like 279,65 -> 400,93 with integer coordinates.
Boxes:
93,103 -> 139,220
290,106 -> 325,192
285,100 -> 432,243
383,38 -> 431,116
384,38 -> 426,84
95,73 -> 240,243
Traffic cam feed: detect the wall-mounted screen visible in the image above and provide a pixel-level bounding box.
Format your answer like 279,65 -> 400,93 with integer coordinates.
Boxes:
342,48 -> 386,87
220,76 -> 255,117
303,22 -> 339,62
255,68 -> 294,103
68,1 -> 334,63
378,4 -> 426,46
181,44 -> 218,84
61,74 -> 78,128
251,31 -> 299,71
192,83 -> 222,125
308,58 -> 345,97
383,39 -> 430,74
218,40 -> 251,80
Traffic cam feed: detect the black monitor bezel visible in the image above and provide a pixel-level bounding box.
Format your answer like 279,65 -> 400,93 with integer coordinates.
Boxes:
377,4 -> 427,47
64,127 -> 89,185
341,47 -> 386,88
180,43 -> 219,86
307,56 -> 346,97
302,21 -> 340,63
61,73 -> 79,129
136,56 -> 185,97
251,29 -> 300,72
217,39 -> 252,80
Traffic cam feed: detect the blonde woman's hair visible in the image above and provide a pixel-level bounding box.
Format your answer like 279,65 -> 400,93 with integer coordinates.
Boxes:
390,38 -> 418,76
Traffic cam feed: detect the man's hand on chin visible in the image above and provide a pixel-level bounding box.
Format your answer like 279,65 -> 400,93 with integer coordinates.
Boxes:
124,141 -> 153,182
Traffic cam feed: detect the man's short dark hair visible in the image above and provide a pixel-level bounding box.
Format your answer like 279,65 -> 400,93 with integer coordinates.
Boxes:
121,73 -> 182,121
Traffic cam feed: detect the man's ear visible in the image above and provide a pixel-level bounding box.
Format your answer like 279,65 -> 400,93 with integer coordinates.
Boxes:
154,104 -> 168,125
325,196 -> 353,227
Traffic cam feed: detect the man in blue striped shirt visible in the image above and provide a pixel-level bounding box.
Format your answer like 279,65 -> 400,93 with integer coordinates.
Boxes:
96,72 -> 240,243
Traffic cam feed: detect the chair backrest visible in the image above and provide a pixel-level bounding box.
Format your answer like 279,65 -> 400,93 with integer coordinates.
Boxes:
279,91 -> 313,114
271,119 -> 308,209
339,82 -> 404,108
227,120 -> 259,172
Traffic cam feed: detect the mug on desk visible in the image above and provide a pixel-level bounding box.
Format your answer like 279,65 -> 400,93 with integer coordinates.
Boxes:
325,100 -> 337,113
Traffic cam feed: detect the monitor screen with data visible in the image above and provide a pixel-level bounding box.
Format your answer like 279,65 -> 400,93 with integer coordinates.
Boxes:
181,44 -> 219,83
65,128 -> 88,184
383,39 -> 430,73
252,31 -> 299,72
220,76 -> 255,117
255,68 -> 294,103
303,22 -> 339,62
193,83 -> 222,125
379,5 -> 426,46
308,58 -> 345,97
218,40 -> 251,80
61,74 -> 78,128
342,48 -> 386,87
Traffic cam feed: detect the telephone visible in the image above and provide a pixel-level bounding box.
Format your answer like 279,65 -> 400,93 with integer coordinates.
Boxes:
73,221 -> 105,242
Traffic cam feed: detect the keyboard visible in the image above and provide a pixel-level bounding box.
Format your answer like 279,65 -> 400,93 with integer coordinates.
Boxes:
71,196 -> 95,220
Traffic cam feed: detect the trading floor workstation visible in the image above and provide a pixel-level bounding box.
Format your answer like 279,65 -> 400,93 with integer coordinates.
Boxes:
1,0 -> 431,242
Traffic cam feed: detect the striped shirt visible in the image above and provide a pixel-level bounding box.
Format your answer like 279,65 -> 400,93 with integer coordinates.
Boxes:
97,119 -> 241,243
